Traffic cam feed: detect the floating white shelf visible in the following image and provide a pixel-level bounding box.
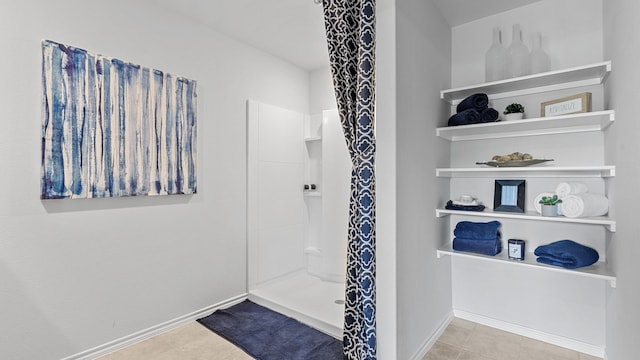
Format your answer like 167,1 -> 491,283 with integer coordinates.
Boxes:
436,242 -> 616,287
436,208 -> 616,232
436,110 -> 615,141
304,136 -> 322,142
436,165 -> 615,178
303,191 -> 322,197
441,61 -> 611,105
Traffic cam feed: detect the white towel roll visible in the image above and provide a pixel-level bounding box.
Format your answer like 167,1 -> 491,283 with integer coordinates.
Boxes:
555,181 -> 589,198
561,193 -> 609,218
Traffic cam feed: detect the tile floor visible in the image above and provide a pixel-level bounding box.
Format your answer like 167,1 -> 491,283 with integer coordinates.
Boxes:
99,318 -> 602,360
98,322 -> 252,360
423,318 -> 601,360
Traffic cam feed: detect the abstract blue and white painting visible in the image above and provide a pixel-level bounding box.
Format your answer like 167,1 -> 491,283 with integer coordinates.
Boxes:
41,40 -> 197,199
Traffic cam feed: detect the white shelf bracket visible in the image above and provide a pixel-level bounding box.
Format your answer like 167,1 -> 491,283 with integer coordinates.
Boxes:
609,279 -> 617,288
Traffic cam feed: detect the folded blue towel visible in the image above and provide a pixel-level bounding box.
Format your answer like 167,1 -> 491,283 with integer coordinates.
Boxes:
480,107 -> 499,122
445,200 -> 486,212
448,109 -> 480,126
453,237 -> 502,256
534,240 -> 599,269
456,93 -> 489,113
454,220 -> 501,240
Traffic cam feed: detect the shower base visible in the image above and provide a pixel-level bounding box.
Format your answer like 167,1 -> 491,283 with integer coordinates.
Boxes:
248,272 -> 344,339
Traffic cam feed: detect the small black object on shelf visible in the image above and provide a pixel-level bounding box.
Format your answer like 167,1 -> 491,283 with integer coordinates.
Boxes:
304,184 -> 310,190
310,184 -> 317,190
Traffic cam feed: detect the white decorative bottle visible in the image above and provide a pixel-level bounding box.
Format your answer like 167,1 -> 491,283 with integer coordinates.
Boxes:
530,32 -> 550,74
485,27 -> 508,82
507,24 -> 530,78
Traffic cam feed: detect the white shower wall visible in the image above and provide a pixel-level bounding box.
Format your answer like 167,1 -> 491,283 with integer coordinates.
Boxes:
307,110 -> 351,282
247,100 -> 307,288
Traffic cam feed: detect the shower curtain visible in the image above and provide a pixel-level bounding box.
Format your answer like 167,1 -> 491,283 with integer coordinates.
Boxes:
322,1 -> 376,359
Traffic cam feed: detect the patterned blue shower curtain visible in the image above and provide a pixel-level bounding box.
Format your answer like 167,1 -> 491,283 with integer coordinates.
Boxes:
322,1 -> 376,359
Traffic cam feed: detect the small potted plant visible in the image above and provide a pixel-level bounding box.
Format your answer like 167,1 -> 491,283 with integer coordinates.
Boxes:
539,195 -> 562,217
504,103 -> 525,121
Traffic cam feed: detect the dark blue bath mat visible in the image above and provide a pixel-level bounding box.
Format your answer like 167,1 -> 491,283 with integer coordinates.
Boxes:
197,300 -> 343,360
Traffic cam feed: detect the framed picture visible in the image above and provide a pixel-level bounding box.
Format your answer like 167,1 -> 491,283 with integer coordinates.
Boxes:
540,92 -> 592,117
494,179 -> 526,213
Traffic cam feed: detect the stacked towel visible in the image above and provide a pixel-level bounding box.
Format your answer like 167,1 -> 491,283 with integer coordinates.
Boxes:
447,93 -> 500,126
447,109 -> 481,126
561,193 -> 609,218
555,181 -> 589,198
534,240 -> 599,269
457,93 -> 489,113
452,221 -> 502,256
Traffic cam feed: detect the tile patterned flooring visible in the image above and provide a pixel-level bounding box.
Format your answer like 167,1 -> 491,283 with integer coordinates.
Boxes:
424,318 -> 601,360
99,318 -> 602,360
98,322 -> 252,360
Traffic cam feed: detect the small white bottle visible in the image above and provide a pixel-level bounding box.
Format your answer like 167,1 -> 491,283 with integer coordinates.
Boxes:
485,27 -> 508,82
507,24 -> 531,78
530,32 -> 550,74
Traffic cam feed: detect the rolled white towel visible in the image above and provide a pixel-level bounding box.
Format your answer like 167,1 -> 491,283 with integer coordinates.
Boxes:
555,181 -> 589,198
561,193 -> 609,218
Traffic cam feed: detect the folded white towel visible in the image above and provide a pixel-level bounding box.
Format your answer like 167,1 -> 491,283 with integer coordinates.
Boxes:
561,193 -> 609,218
555,181 -> 589,198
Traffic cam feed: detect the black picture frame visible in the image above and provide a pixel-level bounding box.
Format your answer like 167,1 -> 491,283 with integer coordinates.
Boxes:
494,179 -> 526,213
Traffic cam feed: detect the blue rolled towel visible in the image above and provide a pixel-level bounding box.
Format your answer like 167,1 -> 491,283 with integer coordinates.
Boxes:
453,237 -> 502,256
534,240 -> 599,269
454,220 -> 501,240
456,93 -> 489,113
445,200 -> 486,212
480,107 -> 499,123
448,109 -> 480,126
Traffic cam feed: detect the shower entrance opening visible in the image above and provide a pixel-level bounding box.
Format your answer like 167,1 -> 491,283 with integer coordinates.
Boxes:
246,100 -> 350,338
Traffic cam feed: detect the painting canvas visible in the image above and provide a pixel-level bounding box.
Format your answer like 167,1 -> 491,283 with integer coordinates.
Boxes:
41,40 -> 197,199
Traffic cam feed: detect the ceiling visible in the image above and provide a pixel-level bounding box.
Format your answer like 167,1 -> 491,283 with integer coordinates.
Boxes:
150,0 -> 541,71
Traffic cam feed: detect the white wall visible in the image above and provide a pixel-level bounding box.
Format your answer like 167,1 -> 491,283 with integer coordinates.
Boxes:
375,0 -> 399,358
309,67 -> 337,115
318,110 -> 350,282
247,101 -> 307,287
395,0 -> 453,358
603,2 -> 640,360
451,0 -> 603,87
0,1 -> 309,359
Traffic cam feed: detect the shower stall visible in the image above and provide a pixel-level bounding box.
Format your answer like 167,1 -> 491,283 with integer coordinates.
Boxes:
246,100 -> 350,338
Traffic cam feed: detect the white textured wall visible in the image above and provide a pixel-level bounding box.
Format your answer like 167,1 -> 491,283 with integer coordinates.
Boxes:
0,1 -> 308,359
395,0 -> 452,358
603,2 -> 640,359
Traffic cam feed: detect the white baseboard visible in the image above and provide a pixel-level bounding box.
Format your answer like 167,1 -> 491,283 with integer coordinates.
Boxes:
61,294 -> 247,360
454,310 -> 605,358
410,311 -> 455,360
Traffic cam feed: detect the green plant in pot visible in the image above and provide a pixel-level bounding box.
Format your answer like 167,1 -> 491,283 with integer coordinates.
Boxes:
504,103 -> 525,120
539,195 -> 562,217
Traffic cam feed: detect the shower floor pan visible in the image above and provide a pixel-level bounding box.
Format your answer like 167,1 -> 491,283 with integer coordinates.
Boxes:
249,272 -> 345,339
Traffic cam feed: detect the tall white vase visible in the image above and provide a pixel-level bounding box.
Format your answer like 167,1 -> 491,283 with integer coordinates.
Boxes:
507,24 -> 530,78
485,27 -> 508,82
530,32 -> 550,74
